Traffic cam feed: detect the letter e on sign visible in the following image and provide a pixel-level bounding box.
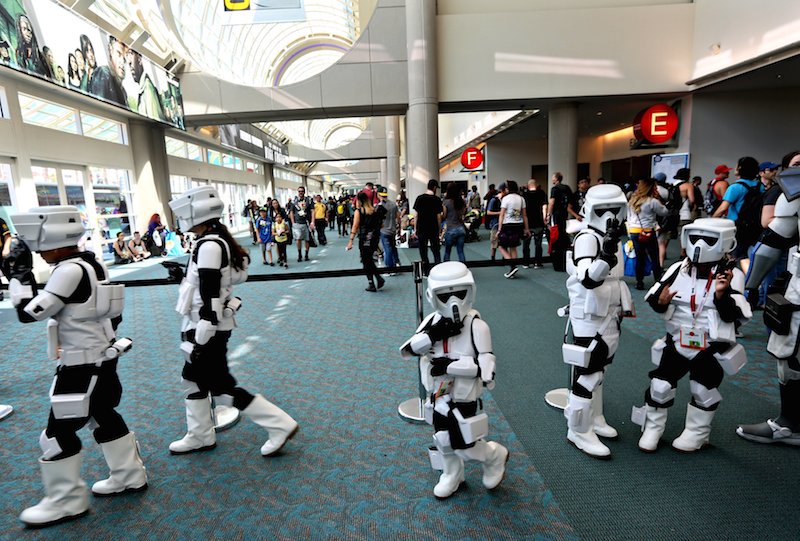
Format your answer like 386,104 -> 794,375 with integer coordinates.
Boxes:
633,104 -> 678,144
461,147 -> 483,169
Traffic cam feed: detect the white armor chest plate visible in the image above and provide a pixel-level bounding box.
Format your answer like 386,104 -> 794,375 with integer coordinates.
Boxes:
53,260 -> 113,356
426,314 -> 483,403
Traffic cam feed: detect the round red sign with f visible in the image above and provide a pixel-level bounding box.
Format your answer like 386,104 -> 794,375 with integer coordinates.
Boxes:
633,104 -> 678,144
461,147 -> 483,169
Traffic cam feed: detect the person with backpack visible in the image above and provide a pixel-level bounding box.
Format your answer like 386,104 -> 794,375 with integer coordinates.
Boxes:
703,164 -> 731,217
713,157 -> 764,274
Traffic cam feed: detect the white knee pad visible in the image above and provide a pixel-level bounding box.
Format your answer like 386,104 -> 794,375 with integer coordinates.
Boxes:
649,378 -> 676,404
577,371 -> 604,393
690,380 -> 722,409
777,360 -> 800,384
455,440 -> 488,462
564,394 -> 592,432
181,377 -> 201,398
433,431 -> 454,453
39,430 -> 63,460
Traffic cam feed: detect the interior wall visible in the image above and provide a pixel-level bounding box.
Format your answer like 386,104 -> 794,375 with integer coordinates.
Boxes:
689,87 -> 800,188
485,139 -> 548,187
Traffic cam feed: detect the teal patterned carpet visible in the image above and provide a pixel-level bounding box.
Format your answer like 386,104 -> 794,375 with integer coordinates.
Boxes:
0,231 -> 797,540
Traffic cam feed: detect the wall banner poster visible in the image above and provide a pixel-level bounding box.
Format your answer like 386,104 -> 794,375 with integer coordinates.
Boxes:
0,0 -> 185,129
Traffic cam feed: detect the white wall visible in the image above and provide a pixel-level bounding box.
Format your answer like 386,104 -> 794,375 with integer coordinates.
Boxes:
690,0 -> 800,82
689,87 -> 800,188
485,139 -> 548,187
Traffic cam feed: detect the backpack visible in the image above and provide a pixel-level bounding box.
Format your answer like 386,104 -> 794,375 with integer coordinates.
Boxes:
704,179 -> 723,215
733,181 -> 764,247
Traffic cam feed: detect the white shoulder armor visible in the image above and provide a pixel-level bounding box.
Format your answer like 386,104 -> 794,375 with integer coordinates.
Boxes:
770,193 -> 800,239
196,239 -> 223,269
572,231 -> 601,261
44,262 -> 84,298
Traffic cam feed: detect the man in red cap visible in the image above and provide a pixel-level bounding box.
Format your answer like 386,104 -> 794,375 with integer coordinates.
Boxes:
703,164 -> 730,216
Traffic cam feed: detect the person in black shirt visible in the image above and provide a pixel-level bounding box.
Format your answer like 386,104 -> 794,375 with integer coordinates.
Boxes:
547,172 -> 574,271
413,179 -> 444,267
522,179 -> 548,268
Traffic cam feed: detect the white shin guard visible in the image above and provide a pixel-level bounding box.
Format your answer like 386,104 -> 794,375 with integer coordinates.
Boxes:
242,394 -> 299,456
672,403 -> 716,452
638,406 -> 668,452
565,393 -> 611,458
169,398 -> 217,455
19,453 -> 89,528
92,432 -> 148,496
433,451 -> 464,499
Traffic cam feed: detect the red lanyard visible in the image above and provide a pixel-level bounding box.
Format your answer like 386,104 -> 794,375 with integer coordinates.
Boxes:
690,267 -> 714,316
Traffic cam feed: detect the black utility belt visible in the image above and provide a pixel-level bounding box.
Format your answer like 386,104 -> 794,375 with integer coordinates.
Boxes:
765,293 -> 800,336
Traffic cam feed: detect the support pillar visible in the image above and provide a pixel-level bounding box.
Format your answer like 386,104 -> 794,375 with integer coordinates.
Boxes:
129,120 -> 172,229
386,116 -> 401,200
548,103 -> 579,192
405,0 -> 439,204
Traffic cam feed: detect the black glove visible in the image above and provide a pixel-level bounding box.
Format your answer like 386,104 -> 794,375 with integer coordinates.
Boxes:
430,356 -> 455,377
161,261 -> 185,283
3,238 -> 38,323
426,316 -> 464,343
599,219 -> 621,267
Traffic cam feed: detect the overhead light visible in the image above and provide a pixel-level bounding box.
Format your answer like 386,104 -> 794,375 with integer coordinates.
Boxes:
596,111 -> 603,116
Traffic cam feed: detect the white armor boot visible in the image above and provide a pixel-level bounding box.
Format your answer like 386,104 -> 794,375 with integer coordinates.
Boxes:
19,453 -> 89,527
0,404 -> 12,420
638,406 -> 669,452
456,440 -> 509,489
242,394 -> 299,456
565,393 -> 611,458
92,432 -> 148,496
433,452 -> 465,499
591,385 -> 618,439
672,404 -> 715,452
170,398 -> 217,454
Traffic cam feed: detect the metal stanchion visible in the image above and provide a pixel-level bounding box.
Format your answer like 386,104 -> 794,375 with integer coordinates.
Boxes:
545,308 -> 572,410
397,260 -> 427,423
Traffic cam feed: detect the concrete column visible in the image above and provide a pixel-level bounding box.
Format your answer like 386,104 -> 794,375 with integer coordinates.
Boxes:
548,103 -> 579,191
405,0 -> 439,203
386,115 -> 401,200
129,120 -> 172,229
380,158 -> 388,191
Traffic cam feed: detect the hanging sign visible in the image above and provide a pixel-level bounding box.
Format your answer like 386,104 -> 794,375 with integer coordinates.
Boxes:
461,147 -> 484,170
633,104 -> 679,144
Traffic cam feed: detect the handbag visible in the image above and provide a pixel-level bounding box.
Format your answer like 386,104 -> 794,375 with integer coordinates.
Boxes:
637,229 -> 654,243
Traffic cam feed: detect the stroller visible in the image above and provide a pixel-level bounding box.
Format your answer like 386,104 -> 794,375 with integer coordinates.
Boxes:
464,209 -> 482,242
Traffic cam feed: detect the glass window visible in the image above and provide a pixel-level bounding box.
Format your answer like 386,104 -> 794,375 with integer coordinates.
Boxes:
32,166 -> 60,206
0,86 -> 9,120
0,163 -> 15,207
166,136 -> 188,158
207,149 -> 221,166
19,94 -> 80,134
187,142 -> 203,161
90,167 -> 135,246
234,157 -> 243,170
80,112 -> 126,144
222,153 -> 235,169
170,175 -> 190,199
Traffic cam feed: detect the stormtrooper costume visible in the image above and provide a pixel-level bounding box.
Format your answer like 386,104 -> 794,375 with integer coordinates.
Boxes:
168,186 -> 298,457
563,184 -> 632,458
738,168 -> 800,446
8,206 -> 146,528
400,262 -> 508,499
635,218 -> 751,452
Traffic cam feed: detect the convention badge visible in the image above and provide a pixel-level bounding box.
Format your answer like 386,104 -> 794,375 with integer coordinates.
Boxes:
680,325 -> 707,350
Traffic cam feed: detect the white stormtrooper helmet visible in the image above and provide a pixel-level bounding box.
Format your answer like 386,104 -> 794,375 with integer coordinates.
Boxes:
10,206 -> 85,251
425,262 -> 476,322
580,184 -> 628,233
681,218 -> 737,264
169,186 -> 224,231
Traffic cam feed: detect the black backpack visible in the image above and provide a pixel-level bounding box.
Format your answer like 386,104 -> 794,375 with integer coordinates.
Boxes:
733,181 -> 764,247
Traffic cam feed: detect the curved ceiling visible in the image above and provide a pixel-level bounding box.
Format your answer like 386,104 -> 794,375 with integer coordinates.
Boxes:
83,0 -> 375,150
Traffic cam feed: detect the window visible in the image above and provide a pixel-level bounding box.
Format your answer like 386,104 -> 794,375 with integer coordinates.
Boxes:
19,94 -> 80,134
222,153 -> 235,169
275,167 -> 302,183
0,162 -> 16,207
234,157 -> 243,170
187,142 -> 203,161
0,86 -> 9,120
80,112 -> 126,144
90,167 -> 135,243
170,175 -> 190,200
207,149 -> 221,166
166,136 -> 188,158
32,165 -> 60,206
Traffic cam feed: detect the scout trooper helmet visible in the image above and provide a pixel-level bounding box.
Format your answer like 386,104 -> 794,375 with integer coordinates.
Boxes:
169,186 -> 224,231
581,184 -> 628,233
10,206 -> 85,251
426,262 -> 476,323
681,218 -> 737,264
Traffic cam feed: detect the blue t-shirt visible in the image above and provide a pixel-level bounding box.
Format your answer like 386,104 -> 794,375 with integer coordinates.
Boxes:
722,178 -> 763,222
256,216 -> 273,243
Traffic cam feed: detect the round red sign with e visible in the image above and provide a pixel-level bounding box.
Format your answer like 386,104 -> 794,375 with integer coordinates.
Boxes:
633,104 -> 678,144
461,147 -> 483,169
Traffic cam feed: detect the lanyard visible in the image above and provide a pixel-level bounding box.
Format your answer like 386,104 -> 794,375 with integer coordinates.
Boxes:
689,266 -> 714,324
